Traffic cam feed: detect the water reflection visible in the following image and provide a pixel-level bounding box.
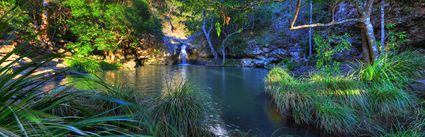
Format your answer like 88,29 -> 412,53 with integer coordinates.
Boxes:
72,65 -> 317,137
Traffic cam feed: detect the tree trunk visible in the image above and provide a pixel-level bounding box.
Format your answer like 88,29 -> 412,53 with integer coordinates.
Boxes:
204,32 -> 218,61
222,43 -> 225,65
361,16 -> 379,63
308,0 -> 313,58
202,18 -> 218,61
40,0 -> 52,50
360,25 -> 371,64
221,32 -> 239,65
381,0 -> 385,52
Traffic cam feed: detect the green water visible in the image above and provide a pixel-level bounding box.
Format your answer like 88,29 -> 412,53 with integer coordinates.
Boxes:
92,65 -> 318,137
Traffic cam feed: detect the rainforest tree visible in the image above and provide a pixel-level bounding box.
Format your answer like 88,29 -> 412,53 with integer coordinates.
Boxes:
166,0 -> 271,62
63,0 -> 161,60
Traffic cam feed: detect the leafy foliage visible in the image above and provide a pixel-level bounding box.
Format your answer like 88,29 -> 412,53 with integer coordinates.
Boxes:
385,23 -> 409,51
151,80 -> 213,137
65,56 -> 102,73
63,0 -> 161,56
0,49 -> 145,136
313,33 -> 351,73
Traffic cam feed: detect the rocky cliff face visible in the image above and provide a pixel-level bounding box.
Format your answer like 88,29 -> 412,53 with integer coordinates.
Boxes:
159,1 -> 425,68
380,0 -> 425,48
224,1 -> 425,68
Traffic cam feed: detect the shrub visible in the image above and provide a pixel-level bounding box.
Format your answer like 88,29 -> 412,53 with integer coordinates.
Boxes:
151,80 -> 213,137
313,33 -> 351,73
99,61 -> 122,71
0,49 -> 143,136
358,50 -> 425,86
65,56 -> 101,73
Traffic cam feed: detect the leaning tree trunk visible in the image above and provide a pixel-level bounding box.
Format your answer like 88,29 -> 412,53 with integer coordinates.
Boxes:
202,18 -> 218,61
221,32 -> 240,65
204,31 -> 218,61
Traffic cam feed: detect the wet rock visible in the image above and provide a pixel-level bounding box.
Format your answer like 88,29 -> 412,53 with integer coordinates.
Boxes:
292,65 -> 316,77
122,60 -> 137,68
241,58 -> 254,67
289,45 -> 304,62
262,47 -> 271,53
269,48 -> 287,58
56,63 -> 67,68
334,48 -> 361,62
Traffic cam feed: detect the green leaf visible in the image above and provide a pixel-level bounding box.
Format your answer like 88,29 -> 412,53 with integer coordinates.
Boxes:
215,22 -> 222,37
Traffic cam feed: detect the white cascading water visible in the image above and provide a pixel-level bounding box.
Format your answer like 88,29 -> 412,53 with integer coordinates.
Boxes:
180,45 -> 188,64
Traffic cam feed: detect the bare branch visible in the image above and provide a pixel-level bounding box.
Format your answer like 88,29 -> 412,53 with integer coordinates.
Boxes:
291,19 -> 360,30
290,0 -> 360,30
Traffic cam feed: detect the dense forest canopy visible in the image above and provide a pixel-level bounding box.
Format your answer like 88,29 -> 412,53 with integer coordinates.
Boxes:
2,0 -> 422,66
0,0 -> 424,137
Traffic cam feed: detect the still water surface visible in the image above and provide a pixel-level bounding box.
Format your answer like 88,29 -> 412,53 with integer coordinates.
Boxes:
95,65 -> 317,137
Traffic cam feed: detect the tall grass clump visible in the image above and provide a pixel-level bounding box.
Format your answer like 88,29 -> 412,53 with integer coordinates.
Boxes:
267,50 -> 425,136
314,99 -> 358,135
311,74 -> 369,110
265,67 -> 297,95
358,50 -> 425,86
277,82 -> 317,124
57,75 -> 157,135
265,69 -> 367,135
151,80 -> 213,137
266,68 -> 316,124
368,82 -> 414,117
0,49 -> 144,136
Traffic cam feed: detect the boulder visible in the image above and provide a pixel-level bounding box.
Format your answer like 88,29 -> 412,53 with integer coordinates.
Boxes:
240,59 -> 254,67
123,60 -> 137,68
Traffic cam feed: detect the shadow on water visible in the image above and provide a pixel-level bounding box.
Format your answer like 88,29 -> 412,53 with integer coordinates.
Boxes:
67,65 -> 320,137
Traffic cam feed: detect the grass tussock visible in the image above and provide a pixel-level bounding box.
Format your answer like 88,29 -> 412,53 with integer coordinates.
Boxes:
358,50 -> 425,86
314,99 -> 358,134
266,50 -> 424,136
369,82 -> 414,116
151,80 -> 213,137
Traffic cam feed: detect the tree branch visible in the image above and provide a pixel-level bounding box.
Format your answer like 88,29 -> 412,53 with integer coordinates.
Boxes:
290,0 -> 360,30
366,0 -> 374,15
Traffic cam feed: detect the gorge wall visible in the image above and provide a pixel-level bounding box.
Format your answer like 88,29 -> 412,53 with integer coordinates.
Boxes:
164,0 -> 425,68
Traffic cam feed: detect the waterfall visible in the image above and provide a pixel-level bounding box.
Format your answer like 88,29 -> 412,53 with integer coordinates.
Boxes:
180,45 -> 188,64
